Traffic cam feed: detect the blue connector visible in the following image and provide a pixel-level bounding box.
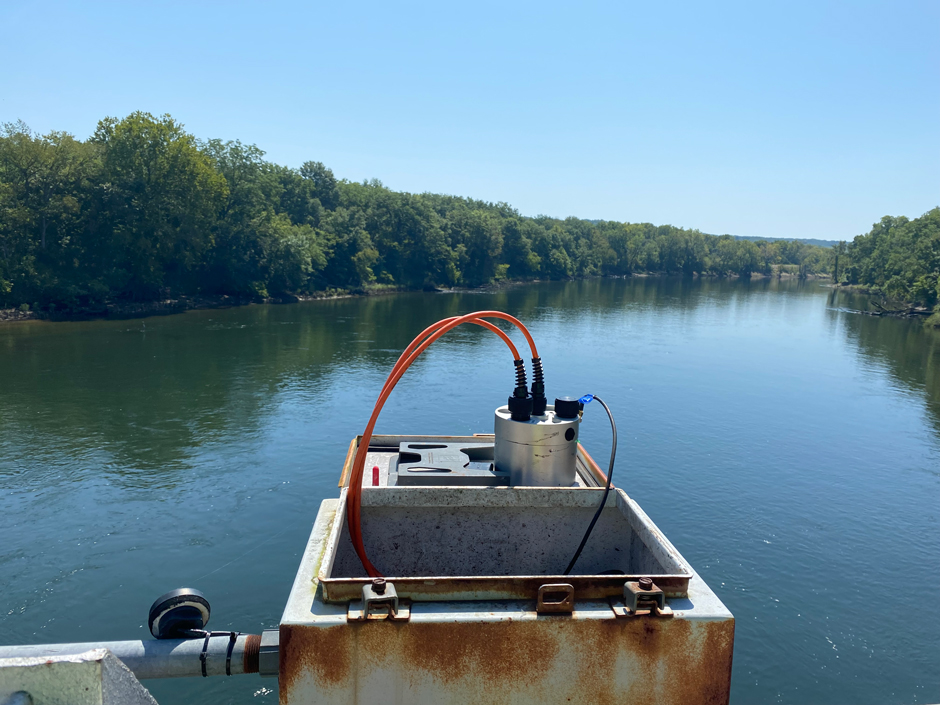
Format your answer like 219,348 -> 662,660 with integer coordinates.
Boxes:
579,394 -> 594,405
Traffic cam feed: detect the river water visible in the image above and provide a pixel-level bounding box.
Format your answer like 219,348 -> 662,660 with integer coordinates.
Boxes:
1,278 -> 938,704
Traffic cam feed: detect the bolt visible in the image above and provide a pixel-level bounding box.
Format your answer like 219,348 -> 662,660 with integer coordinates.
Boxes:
638,577 -> 653,591
372,578 -> 386,595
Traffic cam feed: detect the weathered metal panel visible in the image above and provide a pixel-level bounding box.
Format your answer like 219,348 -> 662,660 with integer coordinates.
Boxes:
280,500 -> 734,705
0,649 -> 158,705
281,607 -> 734,705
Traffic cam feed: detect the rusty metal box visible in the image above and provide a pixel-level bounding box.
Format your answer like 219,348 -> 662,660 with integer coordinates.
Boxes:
279,485 -> 734,705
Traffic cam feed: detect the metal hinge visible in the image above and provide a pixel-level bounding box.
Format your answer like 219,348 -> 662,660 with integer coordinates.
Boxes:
347,579 -> 411,622
609,578 -> 674,618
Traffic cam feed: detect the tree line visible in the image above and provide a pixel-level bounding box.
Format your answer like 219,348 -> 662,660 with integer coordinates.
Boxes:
1,112 -> 832,313
835,208 -> 940,311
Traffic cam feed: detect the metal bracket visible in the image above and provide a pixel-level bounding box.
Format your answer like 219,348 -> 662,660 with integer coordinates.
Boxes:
537,583 -> 575,614
347,580 -> 411,622
609,579 -> 674,618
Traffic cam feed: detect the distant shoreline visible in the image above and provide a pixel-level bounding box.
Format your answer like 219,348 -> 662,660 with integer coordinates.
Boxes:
0,271 -> 832,325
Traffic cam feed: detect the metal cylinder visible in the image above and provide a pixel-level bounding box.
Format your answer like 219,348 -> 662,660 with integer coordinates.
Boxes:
0,635 -> 262,680
494,404 -> 579,486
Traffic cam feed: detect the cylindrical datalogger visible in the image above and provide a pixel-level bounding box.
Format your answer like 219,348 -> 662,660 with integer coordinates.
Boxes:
494,397 -> 581,486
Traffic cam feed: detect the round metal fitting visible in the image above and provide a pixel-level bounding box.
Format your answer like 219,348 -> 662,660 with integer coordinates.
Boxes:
148,588 -> 211,639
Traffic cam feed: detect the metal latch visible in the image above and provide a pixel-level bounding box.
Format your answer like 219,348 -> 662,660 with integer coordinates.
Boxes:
609,578 -> 674,618
347,579 -> 411,621
537,583 -> 574,614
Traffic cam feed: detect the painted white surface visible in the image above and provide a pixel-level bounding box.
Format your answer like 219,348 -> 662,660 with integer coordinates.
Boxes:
0,649 -> 158,705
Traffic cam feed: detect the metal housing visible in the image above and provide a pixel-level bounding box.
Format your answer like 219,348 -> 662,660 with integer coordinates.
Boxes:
494,404 -> 579,486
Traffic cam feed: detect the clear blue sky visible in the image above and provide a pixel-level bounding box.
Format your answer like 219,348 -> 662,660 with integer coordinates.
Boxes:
1,0 -> 937,240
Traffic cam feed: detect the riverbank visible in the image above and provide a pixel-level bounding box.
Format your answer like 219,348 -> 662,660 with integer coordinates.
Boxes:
0,286 -> 412,324
0,272 -> 832,324
832,283 -> 939,326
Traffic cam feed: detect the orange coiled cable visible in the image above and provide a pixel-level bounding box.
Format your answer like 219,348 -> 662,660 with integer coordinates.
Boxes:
346,311 -> 539,577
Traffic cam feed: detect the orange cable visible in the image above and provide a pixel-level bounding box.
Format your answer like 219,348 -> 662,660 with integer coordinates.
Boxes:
346,311 -> 538,576
381,317 -> 520,397
348,313 -> 523,572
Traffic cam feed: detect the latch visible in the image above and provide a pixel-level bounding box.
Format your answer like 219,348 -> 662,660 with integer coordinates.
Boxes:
609,578 -> 673,618
347,579 -> 411,621
536,583 -> 575,614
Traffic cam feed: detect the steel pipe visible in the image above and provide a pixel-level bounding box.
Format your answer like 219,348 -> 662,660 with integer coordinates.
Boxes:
0,635 -> 262,680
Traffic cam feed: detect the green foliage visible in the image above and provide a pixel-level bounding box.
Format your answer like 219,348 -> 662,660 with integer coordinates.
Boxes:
840,208 -> 940,308
0,113 -> 834,311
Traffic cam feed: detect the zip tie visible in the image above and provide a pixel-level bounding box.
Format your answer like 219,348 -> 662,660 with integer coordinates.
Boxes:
225,632 -> 240,676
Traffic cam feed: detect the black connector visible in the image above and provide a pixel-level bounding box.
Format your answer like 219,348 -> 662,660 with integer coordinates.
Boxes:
509,358 -> 533,421
530,357 -> 547,415
508,394 -> 533,421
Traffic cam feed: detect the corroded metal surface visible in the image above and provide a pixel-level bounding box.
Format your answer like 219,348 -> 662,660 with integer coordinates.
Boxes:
281,610 -> 733,705
280,499 -> 735,705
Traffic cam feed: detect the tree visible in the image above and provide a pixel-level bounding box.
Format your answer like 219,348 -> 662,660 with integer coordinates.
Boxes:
299,161 -> 339,210
93,112 -> 227,299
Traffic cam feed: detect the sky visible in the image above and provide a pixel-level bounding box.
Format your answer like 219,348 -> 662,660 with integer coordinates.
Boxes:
1,0 -> 937,241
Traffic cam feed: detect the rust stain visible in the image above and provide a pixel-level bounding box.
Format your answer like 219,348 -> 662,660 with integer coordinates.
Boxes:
280,623 -> 352,694
282,615 -> 733,705
337,436 -> 359,488
578,445 -> 607,484
395,620 -> 559,687
323,574 -> 690,602
241,633 -> 261,674
569,618 -> 735,705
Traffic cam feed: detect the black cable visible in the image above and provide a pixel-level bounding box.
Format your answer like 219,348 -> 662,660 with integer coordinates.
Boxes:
563,395 -> 617,575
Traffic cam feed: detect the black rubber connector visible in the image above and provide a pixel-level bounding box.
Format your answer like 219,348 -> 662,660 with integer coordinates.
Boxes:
531,357 -> 547,416
513,359 -> 528,399
508,394 -> 533,422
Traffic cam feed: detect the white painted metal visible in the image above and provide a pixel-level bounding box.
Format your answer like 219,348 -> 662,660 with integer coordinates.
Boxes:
0,649 -> 158,705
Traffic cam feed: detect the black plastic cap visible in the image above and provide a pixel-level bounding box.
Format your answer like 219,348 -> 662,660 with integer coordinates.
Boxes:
554,396 -> 581,419
508,394 -> 533,422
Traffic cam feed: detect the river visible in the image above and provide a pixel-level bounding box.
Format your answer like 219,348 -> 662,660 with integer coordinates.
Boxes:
1,277 -> 938,704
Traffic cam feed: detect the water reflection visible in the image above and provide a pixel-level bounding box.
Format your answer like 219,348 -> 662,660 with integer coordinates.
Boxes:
3,279 -> 938,487
827,288 -> 940,432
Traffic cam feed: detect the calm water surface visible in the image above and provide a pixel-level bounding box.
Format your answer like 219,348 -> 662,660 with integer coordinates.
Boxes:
1,278 -> 938,704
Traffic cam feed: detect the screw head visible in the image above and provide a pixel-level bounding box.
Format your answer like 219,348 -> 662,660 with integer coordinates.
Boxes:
372,578 -> 387,594
638,577 -> 653,591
